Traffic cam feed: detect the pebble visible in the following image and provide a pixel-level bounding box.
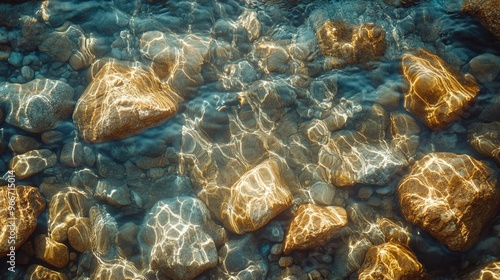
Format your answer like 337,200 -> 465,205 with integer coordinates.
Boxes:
41,130 -> 65,145
309,269 -> 322,280
21,65 -> 35,80
358,186 -> 373,200
34,234 -> 70,268
367,196 -> 382,207
7,51 -> 22,66
60,142 -> 84,168
8,134 -> 42,154
271,243 -> 283,255
279,256 -> 294,267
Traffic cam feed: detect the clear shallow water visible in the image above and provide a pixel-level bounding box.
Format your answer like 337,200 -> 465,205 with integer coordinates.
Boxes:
0,0 -> 499,279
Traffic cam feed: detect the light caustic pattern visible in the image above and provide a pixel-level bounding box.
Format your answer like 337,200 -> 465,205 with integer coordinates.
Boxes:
73,59 -> 182,143
9,149 -> 57,179
468,122 -> 500,163
358,242 -> 429,280
398,153 -> 500,251
463,261 -> 500,280
402,49 -> 479,130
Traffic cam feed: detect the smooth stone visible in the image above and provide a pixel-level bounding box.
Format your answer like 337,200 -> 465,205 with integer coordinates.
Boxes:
138,196 -> 225,280
402,49 -> 479,130
7,51 -> 22,66
38,32 -> 73,62
116,222 -> 139,257
94,179 -> 131,207
389,112 -> 420,160
10,149 -> 57,179
398,153 -> 500,251
468,122 -> 500,163
0,186 -> 45,256
1,79 -> 74,133
279,256 -> 294,268
41,130 -> 64,145
310,181 -> 335,206
358,187 -> 373,200
283,204 -> 348,254
469,53 -> 500,83
8,135 -> 42,154
34,234 -> 69,268
25,265 -> 68,280
96,154 -> 125,179
271,243 -> 283,255
73,59 -> 182,143
358,242 -> 429,280
60,142 -> 84,168
67,217 -> 91,253
21,65 -> 34,80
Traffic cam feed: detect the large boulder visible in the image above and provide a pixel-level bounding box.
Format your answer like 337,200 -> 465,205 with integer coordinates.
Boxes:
463,0 -> 500,38
138,196 -> 225,280
398,153 -> 500,251
358,242 -> 429,280
0,186 -> 45,256
73,59 -> 182,143
402,50 -> 479,130
199,158 -> 294,234
1,79 -> 74,133
468,122 -> 500,163
283,204 -> 347,254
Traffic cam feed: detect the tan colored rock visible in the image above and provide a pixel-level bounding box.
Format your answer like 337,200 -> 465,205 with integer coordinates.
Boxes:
283,204 -> 347,254
402,50 -> 479,130
73,59 -> 182,143
48,188 -> 92,243
205,158 -> 293,234
463,0 -> 500,38
0,186 -> 45,256
461,261 -> 500,280
398,153 -> 500,251
67,217 -> 91,253
34,234 -> 69,269
389,112 -> 420,160
90,258 -> 146,280
468,122 -> 500,163
10,149 -> 57,179
358,242 -> 429,280
25,264 -> 68,280
317,20 -> 385,64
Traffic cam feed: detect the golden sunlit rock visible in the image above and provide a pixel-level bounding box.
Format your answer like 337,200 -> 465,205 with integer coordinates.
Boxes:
316,20 -> 386,64
468,122 -> 500,163
402,50 -> 479,130
26,265 -> 68,280
0,186 -> 45,256
10,149 -> 57,179
398,153 -> 500,251
463,0 -> 500,38
358,242 -> 429,280
283,203 -> 347,254
34,234 -> 69,269
219,158 -> 294,234
461,261 -> 500,280
73,59 -> 182,143
389,112 -> 420,160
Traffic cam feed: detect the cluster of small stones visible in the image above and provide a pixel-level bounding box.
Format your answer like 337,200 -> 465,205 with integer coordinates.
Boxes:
0,0 -> 499,279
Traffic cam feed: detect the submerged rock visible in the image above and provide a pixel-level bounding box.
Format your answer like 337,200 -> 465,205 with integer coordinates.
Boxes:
1,79 -> 74,133
398,153 -> 500,251
358,242 -> 429,280
73,59 -> 182,143
468,53 -> 500,83
10,149 -> 57,179
283,204 -> 348,254
0,186 -> 45,256
199,158 -> 294,234
8,134 -> 42,154
316,20 -> 386,65
402,50 -> 479,130
461,261 -> 500,280
25,265 -> 68,280
138,196 -> 225,280
468,122 -> 500,163
463,0 -> 500,38
34,234 -> 69,269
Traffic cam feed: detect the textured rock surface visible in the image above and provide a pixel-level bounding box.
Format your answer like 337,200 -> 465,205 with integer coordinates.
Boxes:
1,79 -> 74,133
398,153 -> 500,251
73,59 -> 182,143
463,0 -> 500,38
402,50 -> 479,130
317,20 -> 386,64
9,149 -> 57,179
283,204 -> 348,254
138,196 -> 225,280
461,261 -> 500,280
358,242 -> 429,280
67,217 -> 91,253
25,265 -> 68,280
0,186 -> 45,256
200,158 -> 293,234
34,234 -> 69,268
468,53 -> 500,83
468,122 -> 500,163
